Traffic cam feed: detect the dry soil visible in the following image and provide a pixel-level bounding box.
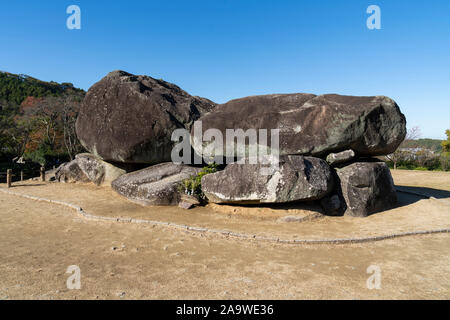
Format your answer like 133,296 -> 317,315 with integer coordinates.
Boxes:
0,169 -> 449,299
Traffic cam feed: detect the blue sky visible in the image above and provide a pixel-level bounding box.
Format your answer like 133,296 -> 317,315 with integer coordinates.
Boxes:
0,0 -> 449,139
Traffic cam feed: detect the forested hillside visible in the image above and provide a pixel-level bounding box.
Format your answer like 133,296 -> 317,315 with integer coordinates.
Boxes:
0,71 -> 85,170
0,71 -> 84,105
401,139 -> 443,152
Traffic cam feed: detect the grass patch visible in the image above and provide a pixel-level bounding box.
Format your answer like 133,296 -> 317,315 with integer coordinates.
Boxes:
179,163 -> 219,199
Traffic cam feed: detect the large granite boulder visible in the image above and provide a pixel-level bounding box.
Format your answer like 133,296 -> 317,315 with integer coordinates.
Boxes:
192,94 -> 406,159
76,70 -> 216,164
324,161 -> 398,217
201,155 -> 333,204
111,163 -> 201,206
55,153 -> 127,186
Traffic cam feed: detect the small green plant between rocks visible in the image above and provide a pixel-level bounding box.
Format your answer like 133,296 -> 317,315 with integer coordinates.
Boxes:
179,163 -> 219,199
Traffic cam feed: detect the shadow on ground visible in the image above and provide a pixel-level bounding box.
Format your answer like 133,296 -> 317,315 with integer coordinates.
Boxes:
395,185 -> 450,208
211,185 -> 450,216
396,186 -> 450,199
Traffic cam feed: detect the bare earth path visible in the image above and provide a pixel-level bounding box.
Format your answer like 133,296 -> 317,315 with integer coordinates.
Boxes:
0,170 -> 449,299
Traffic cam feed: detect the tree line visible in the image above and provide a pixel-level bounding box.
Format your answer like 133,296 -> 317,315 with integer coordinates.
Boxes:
384,127 -> 450,171
1,71 -> 448,175
0,72 -> 86,169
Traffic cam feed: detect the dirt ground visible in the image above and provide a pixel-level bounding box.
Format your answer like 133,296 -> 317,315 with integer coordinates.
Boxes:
0,169 -> 449,299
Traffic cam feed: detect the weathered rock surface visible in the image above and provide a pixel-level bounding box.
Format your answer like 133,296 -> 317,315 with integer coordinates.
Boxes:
331,161 -> 398,217
55,161 -> 90,184
178,202 -> 195,210
55,153 -> 127,186
111,163 -> 201,206
192,94 -> 406,158
76,70 -> 216,164
201,155 -> 334,204
326,149 -> 355,166
75,153 -> 127,186
178,194 -> 201,210
180,194 -> 201,205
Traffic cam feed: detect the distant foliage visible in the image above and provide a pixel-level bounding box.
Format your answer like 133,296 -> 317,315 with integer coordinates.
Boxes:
385,129 -> 449,171
402,138 -> 443,153
0,72 -> 84,105
0,71 -> 86,167
441,130 -> 450,171
442,129 -> 450,153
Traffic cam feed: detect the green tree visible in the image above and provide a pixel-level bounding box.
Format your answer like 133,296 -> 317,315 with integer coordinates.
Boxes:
441,130 -> 450,171
442,129 -> 450,152
0,71 -> 85,163
0,101 -> 33,158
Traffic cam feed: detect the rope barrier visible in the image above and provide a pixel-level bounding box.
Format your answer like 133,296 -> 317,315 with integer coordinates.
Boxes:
1,188 -> 449,245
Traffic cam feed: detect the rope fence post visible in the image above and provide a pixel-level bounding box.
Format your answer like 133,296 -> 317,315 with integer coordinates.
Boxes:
7,169 -> 12,188
21,170 -> 24,182
40,167 -> 46,182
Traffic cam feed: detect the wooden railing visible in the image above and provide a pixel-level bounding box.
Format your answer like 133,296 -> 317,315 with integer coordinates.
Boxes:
1,167 -> 46,188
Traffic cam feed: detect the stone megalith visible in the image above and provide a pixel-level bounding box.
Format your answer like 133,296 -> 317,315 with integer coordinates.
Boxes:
76,70 -> 216,164
201,155 -> 334,204
192,93 -> 406,159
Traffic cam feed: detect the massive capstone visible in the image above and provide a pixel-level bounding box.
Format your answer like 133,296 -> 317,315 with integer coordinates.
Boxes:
76,70 -> 216,164
191,93 -> 406,159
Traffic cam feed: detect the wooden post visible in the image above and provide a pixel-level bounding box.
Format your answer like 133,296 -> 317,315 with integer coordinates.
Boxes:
7,169 -> 12,188
21,171 -> 24,181
40,167 -> 46,182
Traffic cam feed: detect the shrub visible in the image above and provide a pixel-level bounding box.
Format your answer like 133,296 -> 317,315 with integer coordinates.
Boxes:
386,154 -> 449,171
179,163 -> 219,199
441,153 -> 450,171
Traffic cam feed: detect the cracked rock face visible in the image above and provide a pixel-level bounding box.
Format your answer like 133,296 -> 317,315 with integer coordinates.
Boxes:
201,155 -> 334,204
55,160 -> 90,184
192,93 -> 406,158
111,163 -> 201,206
76,70 -> 216,164
335,161 -> 398,217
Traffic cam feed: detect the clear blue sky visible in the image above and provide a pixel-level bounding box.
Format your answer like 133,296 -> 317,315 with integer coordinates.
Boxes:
1,0 -> 449,139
